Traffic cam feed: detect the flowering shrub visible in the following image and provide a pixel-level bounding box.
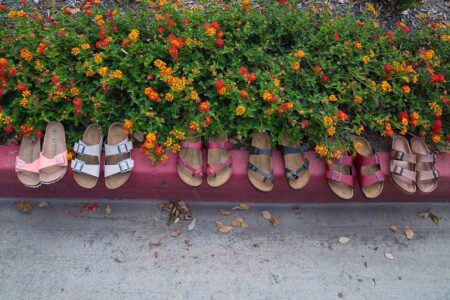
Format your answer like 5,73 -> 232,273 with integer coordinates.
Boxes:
0,0 -> 448,163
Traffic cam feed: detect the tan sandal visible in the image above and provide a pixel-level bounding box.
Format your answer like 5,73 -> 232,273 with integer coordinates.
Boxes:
390,136 -> 417,194
15,136 -> 41,188
354,137 -> 384,198
104,123 -> 134,189
39,121 -> 68,184
206,135 -> 232,188
411,137 -> 439,193
71,124 -> 103,189
247,132 -> 273,192
281,134 -> 310,190
177,136 -> 204,187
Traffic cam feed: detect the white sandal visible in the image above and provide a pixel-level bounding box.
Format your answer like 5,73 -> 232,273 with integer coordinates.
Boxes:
71,124 -> 103,189
104,122 -> 134,189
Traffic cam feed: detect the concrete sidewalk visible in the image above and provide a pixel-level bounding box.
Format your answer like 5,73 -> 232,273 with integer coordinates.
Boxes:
0,199 -> 449,300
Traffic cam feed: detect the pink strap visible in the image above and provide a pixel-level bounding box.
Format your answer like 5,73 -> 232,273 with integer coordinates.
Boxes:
325,169 -> 354,187
417,169 -> 439,181
15,157 -> 40,173
359,170 -> 384,188
332,155 -> 353,166
207,157 -> 233,176
207,141 -> 232,150
180,141 -> 203,150
177,156 -> 204,177
39,151 -> 68,170
416,153 -> 436,163
356,153 -> 380,167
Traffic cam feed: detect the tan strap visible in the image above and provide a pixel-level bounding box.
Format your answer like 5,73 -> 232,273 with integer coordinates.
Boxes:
417,169 -> 439,181
416,153 -> 436,163
390,150 -> 416,163
390,164 -> 416,182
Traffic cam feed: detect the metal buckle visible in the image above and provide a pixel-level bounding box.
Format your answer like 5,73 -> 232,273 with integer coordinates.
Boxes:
72,160 -> 84,173
393,166 -> 403,176
375,171 -> 384,182
75,143 -> 85,155
395,151 -> 404,161
433,170 -> 440,179
432,154 -> 436,163
119,161 -> 130,173
117,143 -> 128,154
331,171 -> 342,182
15,160 -> 24,170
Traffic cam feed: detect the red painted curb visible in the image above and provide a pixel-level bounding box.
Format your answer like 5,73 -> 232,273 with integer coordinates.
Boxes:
0,145 -> 448,202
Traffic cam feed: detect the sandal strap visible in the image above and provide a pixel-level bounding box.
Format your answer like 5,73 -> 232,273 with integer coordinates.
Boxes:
285,159 -> 309,181
181,141 -> 203,150
104,158 -> 134,177
356,153 -> 381,167
359,170 -> 384,188
105,139 -> 133,156
281,144 -> 309,155
39,151 -> 68,170
177,156 -> 204,177
248,145 -> 272,156
207,157 -> 233,176
71,158 -> 100,178
247,162 -> 273,182
390,150 -> 416,163
332,155 -> 353,166
390,165 -> 416,182
15,157 -> 40,173
417,169 -> 440,181
206,141 -> 232,150
325,169 -> 354,187
74,139 -> 103,158
416,153 -> 437,163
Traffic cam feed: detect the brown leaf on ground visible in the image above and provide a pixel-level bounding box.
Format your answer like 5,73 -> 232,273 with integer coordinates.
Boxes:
150,237 -> 164,246
232,203 -> 250,211
384,252 -> 394,260
389,224 -> 398,233
262,210 -> 272,220
16,201 -> 32,214
271,216 -> 281,227
417,209 -> 440,225
188,217 -> 197,231
160,200 -> 192,224
170,228 -> 182,237
292,207 -> 302,214
105,205 -> 112,215
405,226 -> 414,240
219,225 -> 234,234
231,216 -> 249,228
218,208 -> 231,216
38,201 -> 49,208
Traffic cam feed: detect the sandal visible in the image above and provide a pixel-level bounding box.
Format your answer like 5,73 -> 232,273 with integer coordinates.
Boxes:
206,135 -> 232,188
247,132 -> 273,192
177,136 -> 204,187
16,136 -> 41,188
326,153 -> 354,200
281,134 -> 310,190
71,124 -> 103,189
39,121 -> 68,184
353,137 -> 384,198
390,135 -> 417,194
104,122 -> 134,189
411,137 -> 439,193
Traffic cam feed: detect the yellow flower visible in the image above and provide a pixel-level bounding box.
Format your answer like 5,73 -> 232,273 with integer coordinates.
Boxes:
189,121 -> 199,131
263,91 -> 273,102
432,134 -> 440,144
22,90 -> 31,97
20,98 -> 29,107
442,35 -> 450,42
354,142 -> 363,152
81,43 -> 90,50
71,48 -> 80,56
20,48 -> 33,62
373,21 -> 380,29
236,105 -> 246,116
412,76 -> 418,84
242,0 -> 250,7
82,61 -> 90,69
98,67 -> 109,77
370,80 -> 377,92
291,61 -> 300,71
293,50 -> 305,59
315,145 -> 328,157
93,53 -> 103,64
365,2 -> 379,16
369,50 -> 375,58
401,76 -> 410,83
165,93 -> 174,102
16,10 -> 26,18
128,29 -> 140,42
111,70 -> 123,80
205,27 -> 216,36
190,91 -> 200,101
86,70 -> 94,77
154,59 -> 166,69
323,116 -> 334,127
422,49 -> 434,61
400,127 -> 407,135
362,55 -> 370,64
326,126 -> 336,137
381,80 -> 392,92
329,95 -> 337,102
146,132 -> 157,143
332,150 -> 342,160
70,87 -> 79,96
353,96 -> 362,104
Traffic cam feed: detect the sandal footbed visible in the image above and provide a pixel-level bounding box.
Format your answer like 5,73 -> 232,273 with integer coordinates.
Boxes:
177,135 -> 203,187
17,136 -> 41,187
281,134 -> 309,190
207,135 -> 232,188
353,137 -> 383,199
411,137 -> 438,194
39,121 -> 67,184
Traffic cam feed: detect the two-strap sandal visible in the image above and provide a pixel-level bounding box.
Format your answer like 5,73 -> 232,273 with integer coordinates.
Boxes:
247,132 -> 273,192
411,137 -> 439,193
326,153 -> 355,200
281,134 -> 310,190
354,137 -> 384,198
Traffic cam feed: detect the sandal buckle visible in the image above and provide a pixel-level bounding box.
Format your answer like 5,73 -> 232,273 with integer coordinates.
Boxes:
117,143 -> 129,154
331,171 -> 342,182
395,151 -> 404,161
75,143 -> 86,154
119,161 -> 130,173
375,171 -> 384,182
433,169 -> 440,179
72,160 -> 84,173
15,160 -> 24,170
393,166 -> 403,176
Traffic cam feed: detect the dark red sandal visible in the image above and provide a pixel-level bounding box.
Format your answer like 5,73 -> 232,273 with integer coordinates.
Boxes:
206,138 -> 233,187
326,155 -> 355,200
177,140 -> 204,187
354,137 -> 384,199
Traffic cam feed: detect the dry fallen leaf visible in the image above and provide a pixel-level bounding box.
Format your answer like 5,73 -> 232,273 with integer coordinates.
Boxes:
231,216 -> 249,228
38,201 -> 49,208
405,226 -> 414,240
218,208 -> 231,216
170,228 -> 182,237
418,209 -> 441,225
219,225 -> 234,234
262,211 -> 272,220
271,216 -> 281,227
188,217 -> 197,231
338,237 -> 350,244
384,252 -> 394,260
150,237 -> 164,246
160,200 -> 192,223
105,205 -> 112,215
389,224 -> 398,233
232,203 -> 250,210
16,201 -> 32,214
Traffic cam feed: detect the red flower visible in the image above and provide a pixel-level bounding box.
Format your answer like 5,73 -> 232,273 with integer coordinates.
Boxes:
357,22 -> 365,28
246,72 -> 256,83
20,0 -> 26,5
321,74 -> 329,83
211,22 -> 220,30
334,31 -> 340,41
216,38 -> 224,48
398,111 -> 409,123
337,110 -> 348,122
36,130 -> 44,139
199,101 -> 210,112
386,31 -> 394,43
443,97 -> 450,106
7,68 -> 17,76
313,66 -> 322,73
17,83 -> 27,92
63,7 -> 71,15
73,97 -> 82,107
301,120 -> 309,129
384,64 -> 391,73
238,66 -> 248,75
167,20 -> 175,28
0,4 -> 6,11
215,79 -> 225,89
3,124 -> 14,135
157,27 -> 165,34
239,90 -> 249,99
432,120 -> 442,134
430,73 -> 444,84
217,31 -> 224,38
182,18 -> 190,26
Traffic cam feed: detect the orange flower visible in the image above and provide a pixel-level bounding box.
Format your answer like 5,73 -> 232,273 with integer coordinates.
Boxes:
337,110 -> 348,121
326,126 -> 336,136
145,87 -> 160,102
401,85 -> 410,95
291,61 -> 300,71
353,96 -> 362,104
236,105 -> 246,116
20,48 -> 33,62
189,121 -> 199,131
432,133 -> 440,143
263,91 -> 275,102
315,145 -> 328,157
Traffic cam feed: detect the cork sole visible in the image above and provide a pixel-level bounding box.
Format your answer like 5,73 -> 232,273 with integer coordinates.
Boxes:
17,136 -> 41,188
207,135 -> 232,188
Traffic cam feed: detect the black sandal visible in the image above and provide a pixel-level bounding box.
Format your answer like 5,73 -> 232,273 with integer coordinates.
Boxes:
280,143 -> 310,190
247,132 -> 274,192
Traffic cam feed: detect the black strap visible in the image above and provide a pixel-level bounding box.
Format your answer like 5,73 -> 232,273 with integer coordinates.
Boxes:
281,144 -> 309,155
248,162 -> 273,182
285,159 -> 309,181
248,145 -> 272,156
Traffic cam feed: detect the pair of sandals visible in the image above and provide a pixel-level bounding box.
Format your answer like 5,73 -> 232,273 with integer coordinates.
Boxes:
390,135 -> 439,194
71,123 -> 134,189
326,137 -> 384,199
177,135 -> 232,187
16,122 -> 68,188
247,132 -> 310,192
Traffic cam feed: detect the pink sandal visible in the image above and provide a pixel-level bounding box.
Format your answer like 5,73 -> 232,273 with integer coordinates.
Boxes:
16,136 -> 42,188
177,139 -> 204,187
206,138 -> 232,187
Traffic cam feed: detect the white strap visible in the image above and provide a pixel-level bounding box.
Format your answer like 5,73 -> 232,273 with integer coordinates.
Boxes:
104,139 -> 133,156
71,158 -> 101,178
104,158 -> 134,177
73,139 -> 103,158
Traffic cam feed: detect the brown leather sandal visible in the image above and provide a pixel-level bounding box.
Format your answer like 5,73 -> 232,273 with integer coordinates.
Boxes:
390,135 -> 417,194
411,137 -> 439,193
